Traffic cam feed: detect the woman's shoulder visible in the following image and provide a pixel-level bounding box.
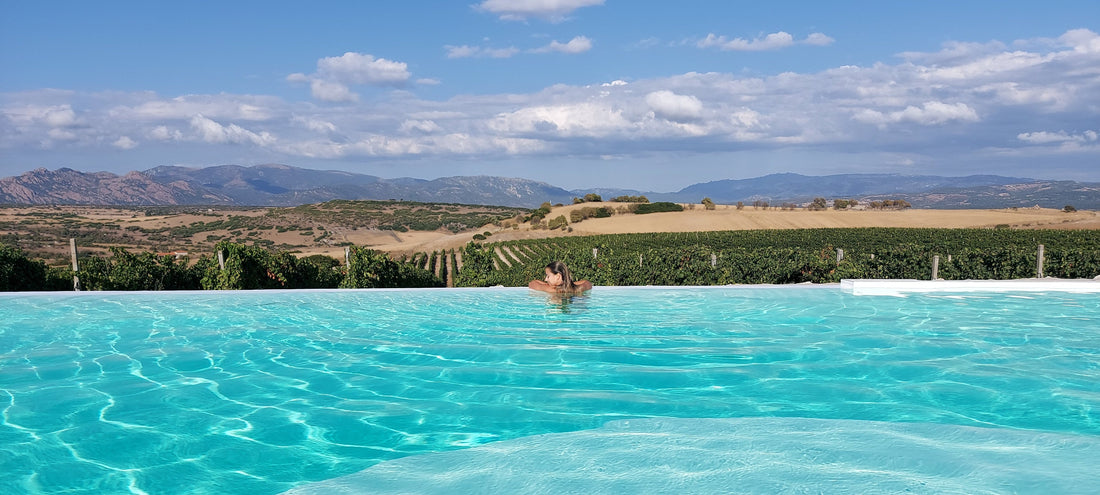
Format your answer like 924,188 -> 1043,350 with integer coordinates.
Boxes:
573,280 -> 593,291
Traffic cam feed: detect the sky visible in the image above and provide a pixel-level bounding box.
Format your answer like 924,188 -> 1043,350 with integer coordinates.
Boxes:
1,0 -> 1098,191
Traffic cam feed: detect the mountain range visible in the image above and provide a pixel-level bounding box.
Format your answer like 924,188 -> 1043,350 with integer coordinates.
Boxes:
1,164 -> 1097,210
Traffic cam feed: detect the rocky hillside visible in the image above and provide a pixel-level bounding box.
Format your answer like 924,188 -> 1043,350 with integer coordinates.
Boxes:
2,164 -> 1097,209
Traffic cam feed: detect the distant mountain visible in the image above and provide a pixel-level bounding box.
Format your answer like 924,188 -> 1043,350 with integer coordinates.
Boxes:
669,173 -> 1034,204
0,167 -> 232,205
864,181 -> 1100,209
0,164 -> 573,208
1,164 -> 1097,209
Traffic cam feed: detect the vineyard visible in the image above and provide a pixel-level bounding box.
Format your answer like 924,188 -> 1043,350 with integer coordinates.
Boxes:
4,228 -> 1099,291
437,228 -> 1100,287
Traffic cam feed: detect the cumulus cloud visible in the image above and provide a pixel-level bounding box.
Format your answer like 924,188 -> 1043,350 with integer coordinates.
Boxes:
189,114 -> 275,146
445,44 -> 520,59
1018,130 -> 1098,144
697,31 -> 834,51
5,29 -> 1099,174
288,52 -> 411,102
645,90 -> 703,122
111,136 -> 137,149
532,36 -> 593,54
476,0 -> 604,21
317,52 -> 410,85
4,104 -> 77,127
111,95 -> 276,121
853,101 -> 980,126
149,125 -> 183,141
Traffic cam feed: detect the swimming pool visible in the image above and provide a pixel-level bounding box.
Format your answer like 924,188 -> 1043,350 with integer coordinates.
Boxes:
1,286 -> 1098,494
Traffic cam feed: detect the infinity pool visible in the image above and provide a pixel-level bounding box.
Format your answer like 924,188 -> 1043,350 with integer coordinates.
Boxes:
1,286 -> 1098,494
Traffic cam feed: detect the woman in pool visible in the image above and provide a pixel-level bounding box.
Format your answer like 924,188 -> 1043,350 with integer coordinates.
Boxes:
528,260 -> 593,294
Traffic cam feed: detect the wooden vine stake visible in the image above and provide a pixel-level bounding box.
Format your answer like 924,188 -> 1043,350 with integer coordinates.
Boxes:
70,238 -> 81,291
1037,244 -> 1045,278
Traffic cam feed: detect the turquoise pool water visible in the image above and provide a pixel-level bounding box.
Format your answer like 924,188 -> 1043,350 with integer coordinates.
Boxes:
1,287 -> 1098,494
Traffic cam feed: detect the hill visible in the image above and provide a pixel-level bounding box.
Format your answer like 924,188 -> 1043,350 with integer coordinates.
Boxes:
1,164 -> 1098,209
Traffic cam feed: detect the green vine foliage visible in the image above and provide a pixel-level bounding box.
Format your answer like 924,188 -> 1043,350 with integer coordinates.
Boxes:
79,247 -> 200,291
1,243 -> 51,291
340,246 -> 442,288
453,242 -> 498,287
452,228 -> 1100,287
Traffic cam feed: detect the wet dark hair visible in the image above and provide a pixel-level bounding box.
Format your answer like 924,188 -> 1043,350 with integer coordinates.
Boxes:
545,260 -> 576,292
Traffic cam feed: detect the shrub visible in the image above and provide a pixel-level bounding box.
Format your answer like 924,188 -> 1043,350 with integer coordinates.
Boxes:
609,195 -> 649,203
702,197 -> 716,210
547,215 -> 568,230
635,202 -> 685,214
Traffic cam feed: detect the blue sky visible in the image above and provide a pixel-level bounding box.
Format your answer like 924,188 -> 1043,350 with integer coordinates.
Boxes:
2,0 -> 1098,190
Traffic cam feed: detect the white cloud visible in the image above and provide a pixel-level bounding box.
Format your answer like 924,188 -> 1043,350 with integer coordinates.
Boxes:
697,31 -> 833,51
5,29 -> 1099,177
400,119 -> 442,134
476,0 -> 603,21
293,116 -> 338,134
149,125 -> 183,141
111,136 -> 137,149
288,52 -> 411,102
189,114 -> 275,146
416,78 -> 442,85
645,90 -> 703,122
1018,130 -> 1098,144
532,36 -> 592,54
310,79 -> 357,103
804,33 -> 835,46
316,52 -> 410,85
853,101 -> 980,126
112,95 -> 276,121
1059,28 -> 1100,54
4,104 -> 77,127
445,44 -> 520,59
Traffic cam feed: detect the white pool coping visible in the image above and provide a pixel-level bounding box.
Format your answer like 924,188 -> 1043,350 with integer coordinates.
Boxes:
841,278 -> 1100,295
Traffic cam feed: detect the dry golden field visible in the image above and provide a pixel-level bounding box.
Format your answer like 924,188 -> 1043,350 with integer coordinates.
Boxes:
2,202 -> 1095,263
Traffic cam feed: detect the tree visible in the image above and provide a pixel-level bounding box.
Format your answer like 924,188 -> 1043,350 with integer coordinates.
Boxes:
809,197 -> 828,211
583,193 -> 603,202
736,201 -> 745,210
701,197 -> 716,210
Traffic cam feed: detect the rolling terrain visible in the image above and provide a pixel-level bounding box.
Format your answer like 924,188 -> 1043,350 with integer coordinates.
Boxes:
3,200 -> 1095,268
3,164 -> 1098,209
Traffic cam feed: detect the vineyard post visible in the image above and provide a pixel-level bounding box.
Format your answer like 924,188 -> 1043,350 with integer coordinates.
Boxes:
592,248 -> 598,259
836,248 -> 844,264
69,238 -> 81,291
639,253 -> 643,267
932,255 -> 940,280
344,246 -> 351,269
217,250 -> 225,271
1037,244 -> 1045,278
711,253 -> 717,267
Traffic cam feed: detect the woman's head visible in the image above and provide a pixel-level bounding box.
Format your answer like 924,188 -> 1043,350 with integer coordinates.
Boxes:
544,260 -> 574,290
